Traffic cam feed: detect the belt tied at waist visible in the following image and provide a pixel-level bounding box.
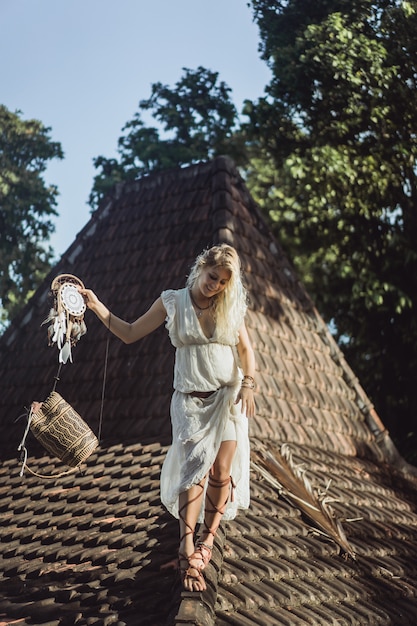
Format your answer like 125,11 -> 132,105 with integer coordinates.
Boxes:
188,390 -> 217,398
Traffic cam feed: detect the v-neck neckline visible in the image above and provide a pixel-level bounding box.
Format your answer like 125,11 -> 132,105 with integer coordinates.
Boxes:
188,289 -> 215,340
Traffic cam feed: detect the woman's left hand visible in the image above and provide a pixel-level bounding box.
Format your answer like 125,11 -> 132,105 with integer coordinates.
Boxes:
235,386 -> 256,418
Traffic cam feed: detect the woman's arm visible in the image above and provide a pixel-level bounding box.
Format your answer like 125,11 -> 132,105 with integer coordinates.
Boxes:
236,321 -> 256,418
79,289 -> 167,344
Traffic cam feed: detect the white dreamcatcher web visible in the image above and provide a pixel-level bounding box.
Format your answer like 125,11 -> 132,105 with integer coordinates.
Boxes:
60,284 -> 86,317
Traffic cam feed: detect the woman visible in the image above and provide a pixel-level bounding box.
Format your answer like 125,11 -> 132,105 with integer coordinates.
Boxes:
80,244 -> 256,592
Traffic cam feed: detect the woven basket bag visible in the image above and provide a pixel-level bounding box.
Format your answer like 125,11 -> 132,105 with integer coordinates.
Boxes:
30,391 -> 98,468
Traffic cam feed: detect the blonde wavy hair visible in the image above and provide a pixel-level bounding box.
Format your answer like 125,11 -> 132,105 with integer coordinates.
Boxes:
186,244 -> 248,340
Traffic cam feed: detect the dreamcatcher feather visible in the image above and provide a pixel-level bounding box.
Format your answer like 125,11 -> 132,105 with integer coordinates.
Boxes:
42,274 -> 87,364
251,443 -> 356,558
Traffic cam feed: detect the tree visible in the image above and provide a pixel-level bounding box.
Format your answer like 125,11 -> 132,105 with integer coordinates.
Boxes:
246,0 -> 417,452
0,106 -> 63,328
89,66 -> 243,209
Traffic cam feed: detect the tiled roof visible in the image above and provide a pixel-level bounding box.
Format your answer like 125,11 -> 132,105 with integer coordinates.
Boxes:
1,156 -> 417,625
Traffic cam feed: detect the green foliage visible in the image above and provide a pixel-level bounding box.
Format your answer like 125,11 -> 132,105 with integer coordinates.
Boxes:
0,105 -> 63,328
89,66 -> 243,209
247,0 -> 417,448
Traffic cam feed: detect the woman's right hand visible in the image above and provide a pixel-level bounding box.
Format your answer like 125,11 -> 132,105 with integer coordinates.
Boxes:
78,288 -> 102,313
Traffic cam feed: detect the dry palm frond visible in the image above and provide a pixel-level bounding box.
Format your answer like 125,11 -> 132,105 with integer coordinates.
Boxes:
251,443 -> 355,559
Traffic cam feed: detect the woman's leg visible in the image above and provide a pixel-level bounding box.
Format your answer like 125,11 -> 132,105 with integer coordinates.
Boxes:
179,441 -> 237,591
198,440 -> 237,555
178,478 -> 206,557
178,477 -> 207,592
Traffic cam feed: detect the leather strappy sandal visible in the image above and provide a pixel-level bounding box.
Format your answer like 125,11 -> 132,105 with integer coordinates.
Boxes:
196,475 -> 236,567
177,551 -> 205,590
179,553 -> 206,592
193,541 -> 213,567
177,480 -> 206,591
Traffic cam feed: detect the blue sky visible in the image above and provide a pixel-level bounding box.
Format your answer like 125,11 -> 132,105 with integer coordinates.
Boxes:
1,0 -> 270,257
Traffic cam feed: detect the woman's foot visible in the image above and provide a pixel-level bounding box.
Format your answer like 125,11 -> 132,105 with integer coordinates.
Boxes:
194,540 -> 213,567
179,550 -> 207,592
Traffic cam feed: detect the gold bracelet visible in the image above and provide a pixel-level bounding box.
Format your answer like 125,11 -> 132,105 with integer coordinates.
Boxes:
243,375 -> 255,383
241,381 -> 255,390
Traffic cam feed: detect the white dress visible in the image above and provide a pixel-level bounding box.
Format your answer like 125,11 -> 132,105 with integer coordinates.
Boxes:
160,288 -> 250,521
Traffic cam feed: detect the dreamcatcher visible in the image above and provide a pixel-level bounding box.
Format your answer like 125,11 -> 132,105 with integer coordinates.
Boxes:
42,274 -> 87,364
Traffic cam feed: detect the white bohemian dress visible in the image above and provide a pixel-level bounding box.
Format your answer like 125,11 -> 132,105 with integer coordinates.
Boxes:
160,288 -> 250,521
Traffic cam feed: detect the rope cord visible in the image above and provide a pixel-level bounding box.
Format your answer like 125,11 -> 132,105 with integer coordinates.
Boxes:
97,314 -> 111,443
52,363 -> 63,392
22,464 -> 78,480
